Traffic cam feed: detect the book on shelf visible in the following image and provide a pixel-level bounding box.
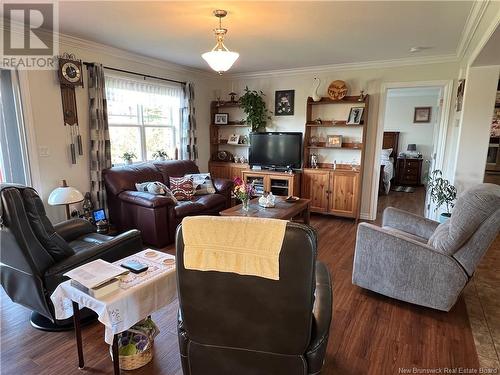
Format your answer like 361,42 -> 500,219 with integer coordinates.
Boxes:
70,277 -> 120,298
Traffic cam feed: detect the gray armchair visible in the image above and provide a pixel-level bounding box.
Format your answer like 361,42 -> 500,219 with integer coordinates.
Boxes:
352,183 -> 500,311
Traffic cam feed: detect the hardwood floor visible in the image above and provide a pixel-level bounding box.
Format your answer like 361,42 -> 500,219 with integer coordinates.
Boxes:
1,192 -> 482,374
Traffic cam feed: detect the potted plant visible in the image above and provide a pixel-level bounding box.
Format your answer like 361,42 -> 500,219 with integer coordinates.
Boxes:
239,86 -> 272,132
427,169 -> 457,223
121,152 -> 137,165
152,150 -> 169,161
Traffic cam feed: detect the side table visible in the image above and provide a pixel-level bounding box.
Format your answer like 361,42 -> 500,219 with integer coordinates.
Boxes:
51,249 -> 177,374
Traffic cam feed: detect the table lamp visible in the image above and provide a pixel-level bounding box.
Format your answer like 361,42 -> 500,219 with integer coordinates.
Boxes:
48,180 -> 84,220
407,144 -> 417,152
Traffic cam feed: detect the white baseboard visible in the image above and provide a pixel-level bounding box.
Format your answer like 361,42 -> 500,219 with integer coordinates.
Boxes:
360,212 -> 375,221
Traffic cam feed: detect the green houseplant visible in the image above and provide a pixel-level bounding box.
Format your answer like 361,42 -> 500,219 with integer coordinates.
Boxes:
121,151 -> 137,164
239,87 -> 272,132
152,150 -> 169,161
427,169 -> 457,222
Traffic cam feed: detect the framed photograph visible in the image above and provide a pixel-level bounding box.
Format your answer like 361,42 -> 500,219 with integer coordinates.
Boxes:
275,90 -> 295,116
326,135 -> 342,148
456,79 -> 465,112
414,107 -> 432,123
227,134 -> 240,145
347,107 -> 364,125
214,113 -> 229,125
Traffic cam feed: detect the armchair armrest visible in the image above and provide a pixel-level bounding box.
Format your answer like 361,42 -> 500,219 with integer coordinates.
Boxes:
119,190 -> 176,208
306,261 -> 333,374
54,218 -> 95,242
213,178 -> 233,194
382,207 -> 439,240
352,223 -> 468,311
45,229 -> 142,283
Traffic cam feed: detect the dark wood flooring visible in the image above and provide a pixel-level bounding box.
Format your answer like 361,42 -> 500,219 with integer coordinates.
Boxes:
1,189 -> 481,374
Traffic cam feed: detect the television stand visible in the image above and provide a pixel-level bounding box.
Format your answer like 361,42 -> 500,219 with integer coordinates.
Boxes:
242,169 -> 301,197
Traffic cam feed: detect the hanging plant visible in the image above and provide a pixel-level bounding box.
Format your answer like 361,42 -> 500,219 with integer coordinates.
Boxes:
239,87 -> 272,132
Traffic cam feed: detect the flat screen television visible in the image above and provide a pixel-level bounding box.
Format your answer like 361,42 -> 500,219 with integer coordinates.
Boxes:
249,132 -> 302,170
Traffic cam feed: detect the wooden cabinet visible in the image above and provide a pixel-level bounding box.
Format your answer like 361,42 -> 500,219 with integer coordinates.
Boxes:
301,169 -> 329,213
241,170 -> 301,197
302,168 -> 360,218
209,162 -> 248,180
395,158 -> 423,186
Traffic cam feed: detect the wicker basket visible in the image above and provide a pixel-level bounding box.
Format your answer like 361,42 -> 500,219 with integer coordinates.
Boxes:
110,341 -> 154,370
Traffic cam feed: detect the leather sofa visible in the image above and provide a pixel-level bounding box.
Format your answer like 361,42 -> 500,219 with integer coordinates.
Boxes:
103,160 -> 233,248
175,221 -> 333,375
0,184 -> 142,330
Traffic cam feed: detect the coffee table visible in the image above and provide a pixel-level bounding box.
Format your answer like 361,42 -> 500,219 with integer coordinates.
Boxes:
220,196 -> 311,224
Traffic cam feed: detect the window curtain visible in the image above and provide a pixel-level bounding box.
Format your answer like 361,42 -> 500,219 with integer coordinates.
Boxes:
87,64 -> 111,209
181,82 -> 197,161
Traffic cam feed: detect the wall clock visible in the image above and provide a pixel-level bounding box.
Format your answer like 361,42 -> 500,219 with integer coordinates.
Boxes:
58,53 -> 84,164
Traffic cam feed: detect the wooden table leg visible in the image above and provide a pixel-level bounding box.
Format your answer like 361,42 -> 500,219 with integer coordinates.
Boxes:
72,301 -> 84,369
112,334 -> 120,375
303,204 -> 311,225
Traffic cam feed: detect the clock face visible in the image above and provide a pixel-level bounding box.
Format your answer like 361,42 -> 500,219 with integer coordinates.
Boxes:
61,62 -> 81,83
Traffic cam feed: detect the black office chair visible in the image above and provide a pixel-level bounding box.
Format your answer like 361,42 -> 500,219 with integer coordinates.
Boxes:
0,184 -> 142,331
175,220 -> 333,375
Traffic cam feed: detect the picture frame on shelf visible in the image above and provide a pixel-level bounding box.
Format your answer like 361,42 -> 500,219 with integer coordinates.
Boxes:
227,134 -> 240,145
413,107 -> 432,123
214,113 -> 229,125
274,90 -> 295,116
347,107 -> 364,125
326,135 -> 342,148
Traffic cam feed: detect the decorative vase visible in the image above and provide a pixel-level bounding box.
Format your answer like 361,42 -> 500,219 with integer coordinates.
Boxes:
126,160 -> 133,165
157,156 -> 166,161
242,197 -> 250,211
439,213 -> 451,223
312,77 -> 321,102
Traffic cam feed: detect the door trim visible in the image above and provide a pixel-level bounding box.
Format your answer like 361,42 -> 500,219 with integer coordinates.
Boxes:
370,80 -> 454,221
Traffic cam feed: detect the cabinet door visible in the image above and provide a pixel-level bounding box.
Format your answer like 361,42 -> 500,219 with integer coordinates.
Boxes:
329,172 -> 359,217
209,164 -> 231,179
302,170 -> 329,213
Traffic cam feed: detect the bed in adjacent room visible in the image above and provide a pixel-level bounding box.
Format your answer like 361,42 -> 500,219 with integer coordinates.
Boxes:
379,132 -> 399,195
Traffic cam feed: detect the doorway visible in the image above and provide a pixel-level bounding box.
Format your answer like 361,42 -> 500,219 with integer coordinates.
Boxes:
371,81 -> 453,220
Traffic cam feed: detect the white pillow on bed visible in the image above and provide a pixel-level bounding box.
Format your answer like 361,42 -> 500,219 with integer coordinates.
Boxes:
381,148 -> 393,162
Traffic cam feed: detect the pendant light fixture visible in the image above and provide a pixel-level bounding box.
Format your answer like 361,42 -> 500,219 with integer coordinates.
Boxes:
202,9 -> 239,74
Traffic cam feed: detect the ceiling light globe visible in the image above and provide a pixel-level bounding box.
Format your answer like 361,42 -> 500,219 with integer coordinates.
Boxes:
202,50 -> 239,74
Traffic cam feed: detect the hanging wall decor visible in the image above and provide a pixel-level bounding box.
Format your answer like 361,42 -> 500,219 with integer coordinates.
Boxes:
58,52 -> 84,164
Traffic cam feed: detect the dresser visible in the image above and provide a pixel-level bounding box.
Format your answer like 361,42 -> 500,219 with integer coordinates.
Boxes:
395,157 -> 423,186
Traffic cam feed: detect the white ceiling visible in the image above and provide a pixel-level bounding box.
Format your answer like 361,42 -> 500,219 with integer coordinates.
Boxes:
55,1 -> 474,73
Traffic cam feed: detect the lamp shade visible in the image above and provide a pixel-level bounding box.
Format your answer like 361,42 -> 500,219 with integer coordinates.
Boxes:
202,50 -> 239,74
48,186 -> 84,206
407,144 -> 417,152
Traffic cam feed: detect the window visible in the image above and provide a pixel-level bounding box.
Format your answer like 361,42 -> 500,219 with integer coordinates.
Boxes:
0,69 -> 31,185
105,74 -> 183,165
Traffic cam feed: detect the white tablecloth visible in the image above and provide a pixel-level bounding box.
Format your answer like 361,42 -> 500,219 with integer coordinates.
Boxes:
50,249 -> 177,344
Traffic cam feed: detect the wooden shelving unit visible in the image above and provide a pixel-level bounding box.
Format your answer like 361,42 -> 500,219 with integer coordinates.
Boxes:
301,95 -> 370,220
209,101 -> 250,179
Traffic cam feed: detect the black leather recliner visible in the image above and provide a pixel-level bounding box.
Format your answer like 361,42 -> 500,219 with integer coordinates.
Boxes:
0,184 -> 142,330
175,221 -> 333,375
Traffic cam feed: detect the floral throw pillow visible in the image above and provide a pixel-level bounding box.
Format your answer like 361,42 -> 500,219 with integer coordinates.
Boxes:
169,177 -> 194,201
135,181 -> 178,204
184,173 -> 216,195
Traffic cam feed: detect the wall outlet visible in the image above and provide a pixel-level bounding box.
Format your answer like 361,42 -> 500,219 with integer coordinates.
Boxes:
39,146 -> 50,157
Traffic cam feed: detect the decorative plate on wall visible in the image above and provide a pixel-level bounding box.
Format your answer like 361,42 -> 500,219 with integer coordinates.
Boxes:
327,80 -> 348,101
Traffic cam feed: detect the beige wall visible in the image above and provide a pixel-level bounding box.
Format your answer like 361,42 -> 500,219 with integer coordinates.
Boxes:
23,38 -> 219,222
217,62 -> 460,218
454,65 -> 500,191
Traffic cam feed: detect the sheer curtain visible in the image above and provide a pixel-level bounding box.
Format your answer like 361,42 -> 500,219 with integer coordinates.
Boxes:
104,74 -> 187,163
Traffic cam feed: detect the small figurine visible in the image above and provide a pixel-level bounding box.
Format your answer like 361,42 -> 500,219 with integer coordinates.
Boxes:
358,90 -> 367,101
229,91 -> 237,103
314,118 -> 322,124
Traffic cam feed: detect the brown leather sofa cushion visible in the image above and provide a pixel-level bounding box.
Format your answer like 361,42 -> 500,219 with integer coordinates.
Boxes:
119,191 -> 176,208
153,160 -> 200,184
103,163 -> 164,196
174,195 -> 226,218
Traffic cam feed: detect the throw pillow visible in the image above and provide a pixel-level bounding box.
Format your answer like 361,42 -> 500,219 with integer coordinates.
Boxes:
169,177 -> 195,201
135,181 -> 178,204
184,173 -> 216,195
381,148 -> 392,162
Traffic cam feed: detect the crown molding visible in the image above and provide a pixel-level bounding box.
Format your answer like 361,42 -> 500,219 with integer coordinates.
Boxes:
225,54 -> 459,80
456,0 -> 490,60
